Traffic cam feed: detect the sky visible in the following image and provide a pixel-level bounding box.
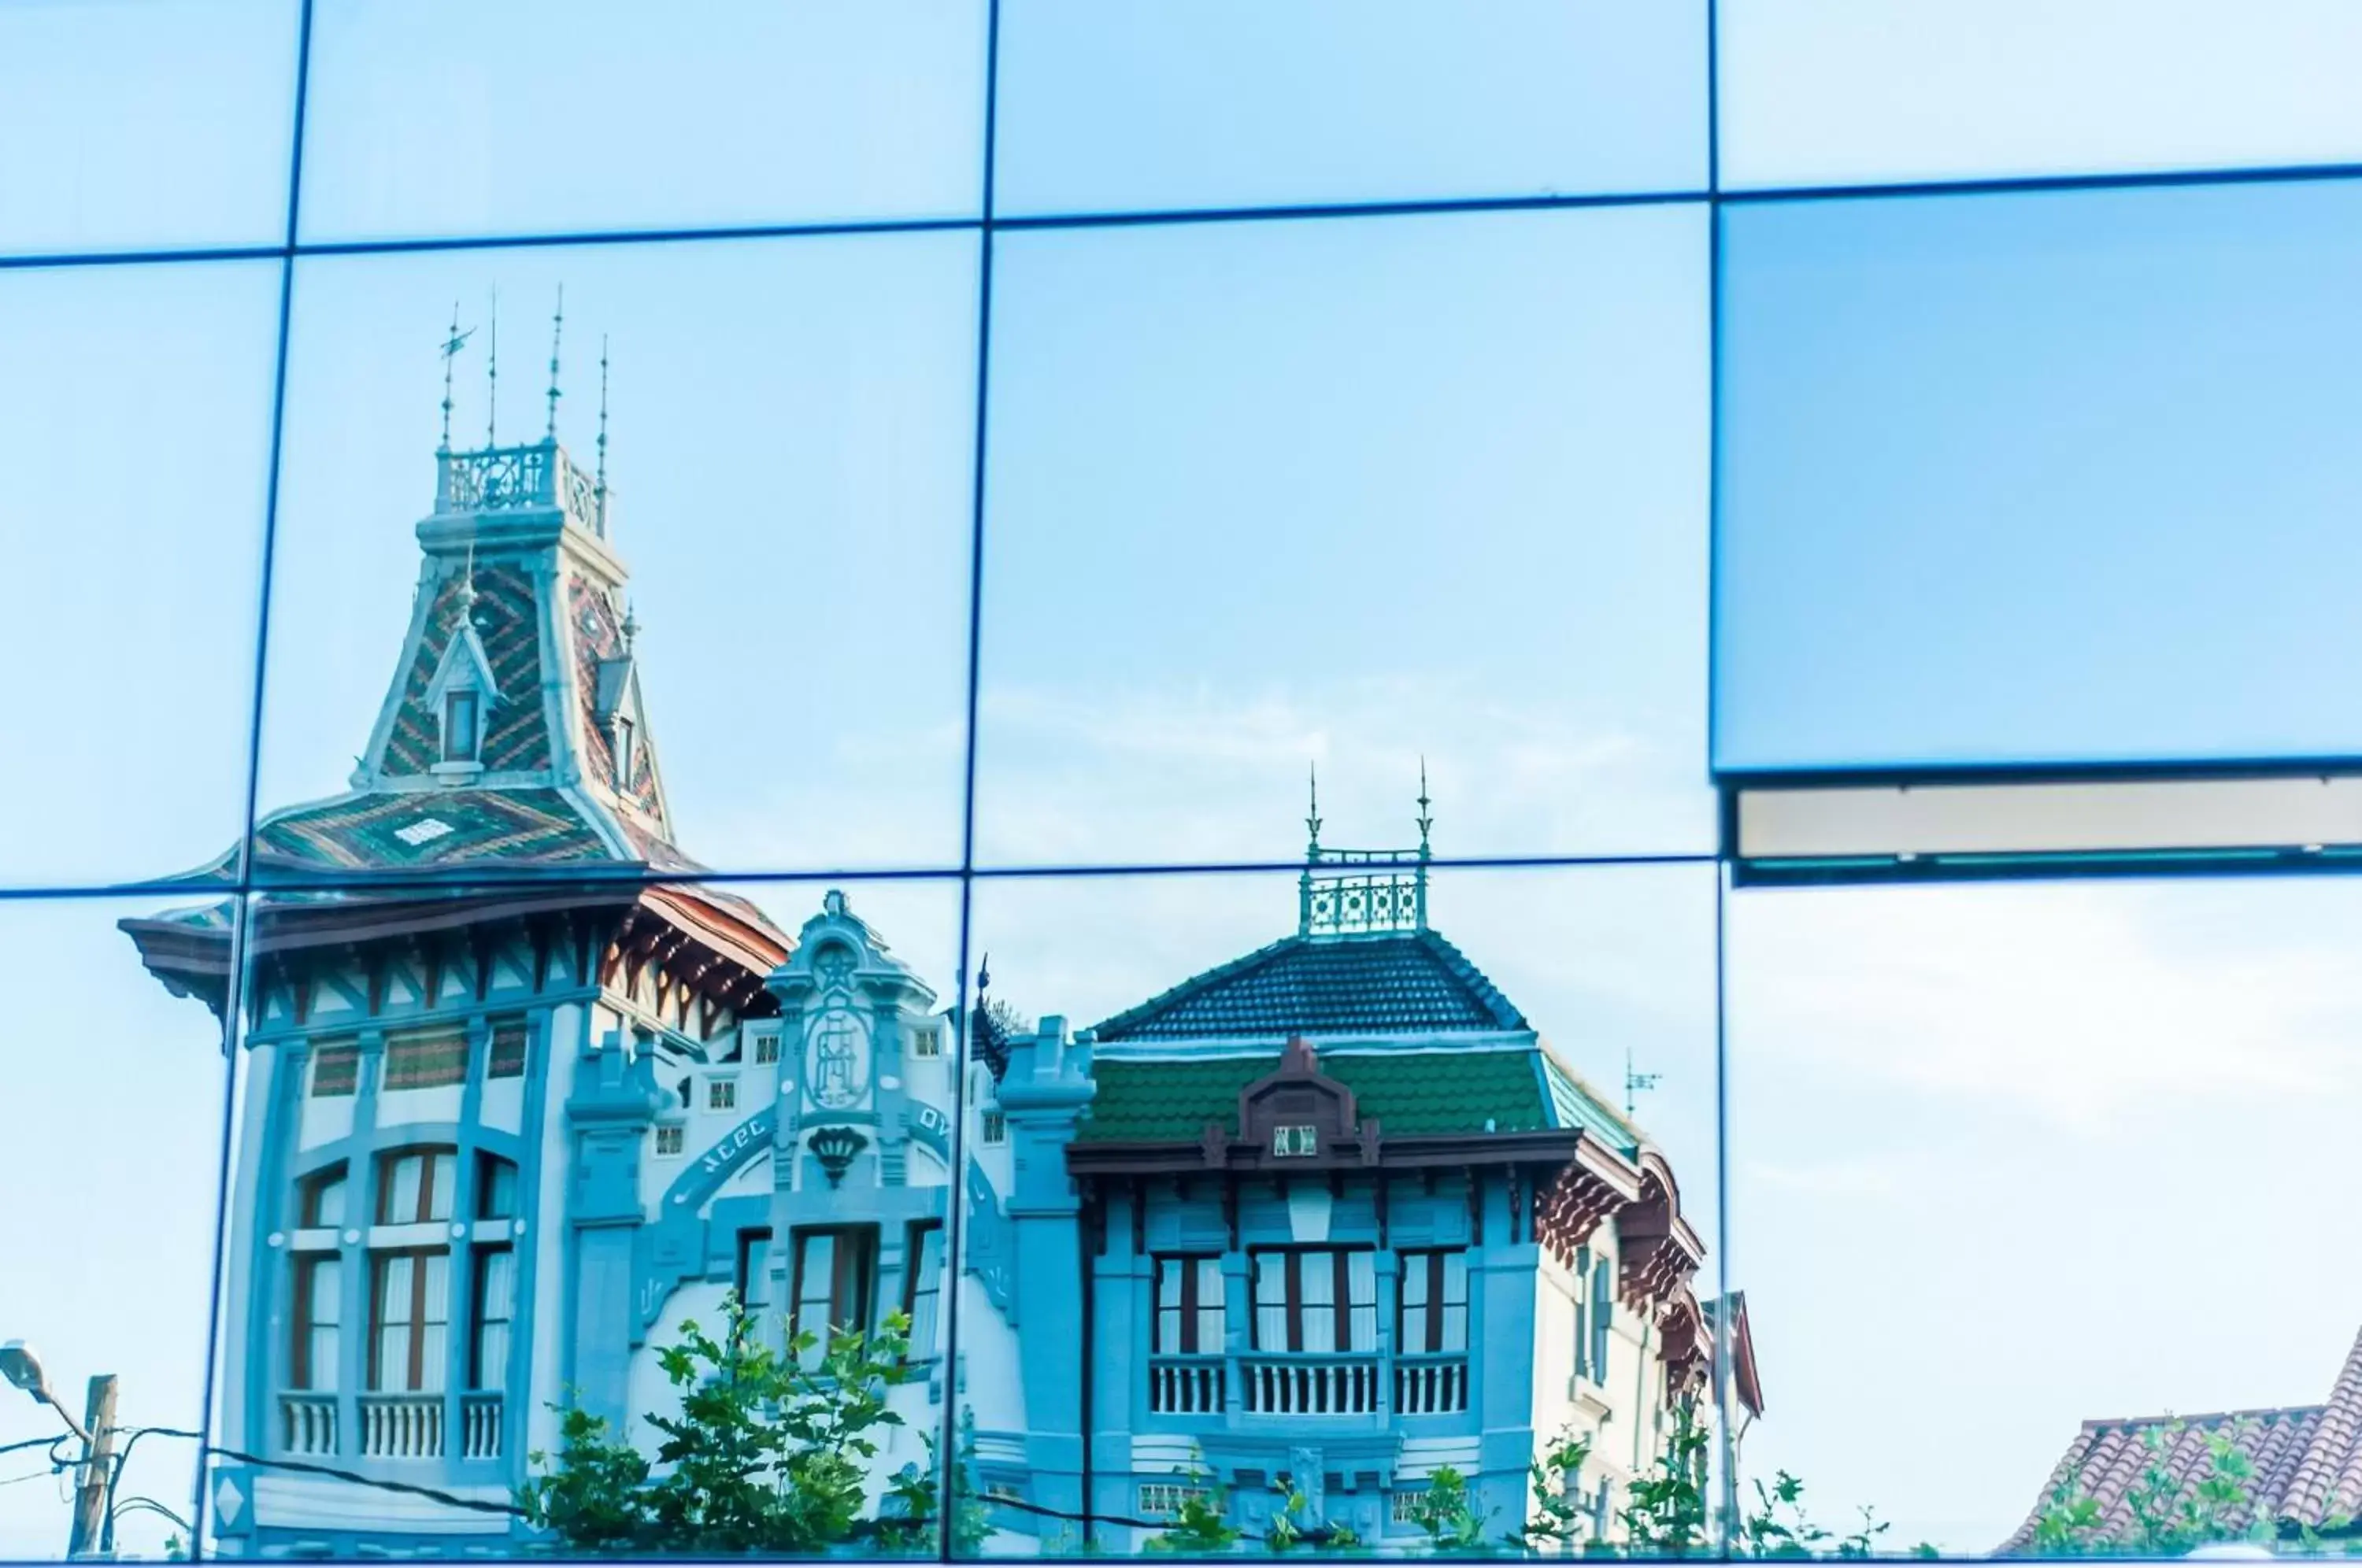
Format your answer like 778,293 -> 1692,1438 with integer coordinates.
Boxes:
11,0 -> 2362,1559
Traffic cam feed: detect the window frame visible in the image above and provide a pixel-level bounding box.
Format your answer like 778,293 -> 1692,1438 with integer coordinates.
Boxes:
1153,1252 -> 1227,1355
787,1224 -> 879,1352
902,1219 -> 945,1360
375,1145 -> 457,1225
467,1245 -> 514,1392
383,1028 -> 468,1093
1249,1244 -> 1377,1354
735,1226 -> 775,1311
1396,1248 -> 1470,1355
290,1252 -> 341,1392
367,1247 -> 450,1393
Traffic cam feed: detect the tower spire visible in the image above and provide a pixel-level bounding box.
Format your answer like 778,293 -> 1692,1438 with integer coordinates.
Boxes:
437,302 -> 472,454
484,288 -> 499,449
544,285 -> 564,442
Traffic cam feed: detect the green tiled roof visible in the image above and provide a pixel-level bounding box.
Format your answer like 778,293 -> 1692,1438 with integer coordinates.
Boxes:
1541,1054 -> 1642,1156
1090,928 -> 1526,1042
1078,1048 -> 1553,1144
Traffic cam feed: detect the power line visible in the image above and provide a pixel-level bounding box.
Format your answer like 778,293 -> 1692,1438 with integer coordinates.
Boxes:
0,1432 -> 71,1458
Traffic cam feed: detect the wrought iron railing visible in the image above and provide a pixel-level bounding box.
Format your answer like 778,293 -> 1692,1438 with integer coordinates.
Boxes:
1239,1352 -> 1384,1416
1301,846 -> 1428,936
461,1392 -> 505,1460
1148,1355 -> 1227,1414
435,441 -> 608,537
278,1392 -> 338,1456
358,1392 -> 444,1459
1393,1354 -> 1470,1415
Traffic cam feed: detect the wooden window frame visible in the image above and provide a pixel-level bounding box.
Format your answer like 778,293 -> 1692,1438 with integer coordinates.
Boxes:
375,1145 -> 457,1225
787,1225 -> 879,1346
290,1252 -> 339,1391
1396,1248 -> 1469,1355
902,1220 -> 944,1360
467,1246 -> 513,1391
1249,1245 -> 1375,1353
735,1227 -> 775,1311
1153,1253 -> 1225,1355
368,1247 -> 449,1392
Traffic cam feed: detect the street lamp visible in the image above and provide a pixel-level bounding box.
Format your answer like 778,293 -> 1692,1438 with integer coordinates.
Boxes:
0,1341 -> 89,1443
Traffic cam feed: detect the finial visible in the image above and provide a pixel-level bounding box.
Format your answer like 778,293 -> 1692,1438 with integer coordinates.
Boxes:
1305,762 -> 1323,859
1416,756 -> 1433,856
485,287 -> 499,449
620,599 -> 639,653
544,285 -> 564,442
456,543 -> 480,623
595,335 -> 610,518
437,303 -> 472,454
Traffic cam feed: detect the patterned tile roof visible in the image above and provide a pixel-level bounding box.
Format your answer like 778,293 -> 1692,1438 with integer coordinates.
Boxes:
253,789 -> 612,872
1077,1047 -> 1550,1144
377,563 -> 551,778
1089,928 -> 1527,1043
2005,1325 -> 2362,1549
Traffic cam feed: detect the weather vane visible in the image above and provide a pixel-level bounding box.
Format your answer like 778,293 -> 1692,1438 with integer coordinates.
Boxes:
1623,1048 -> 1662,1119
437,303 -> 473,453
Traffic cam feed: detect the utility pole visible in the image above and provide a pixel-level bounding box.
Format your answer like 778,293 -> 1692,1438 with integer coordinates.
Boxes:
66,1374 -> 117,1559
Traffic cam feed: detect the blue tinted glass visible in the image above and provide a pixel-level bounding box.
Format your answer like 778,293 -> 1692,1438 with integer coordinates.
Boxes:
1717,180 -> 2362,774
257,235 -> 978,878
1721,0 -> 2362,190
976,207 -> 1712,867
0,261 -> 278,886
0,0 -> 298,253
995,1 -> 1707,217
298,0 -> 987,242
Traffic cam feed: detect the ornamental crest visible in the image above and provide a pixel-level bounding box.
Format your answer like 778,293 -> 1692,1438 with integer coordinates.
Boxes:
804,1005 -> 872,1111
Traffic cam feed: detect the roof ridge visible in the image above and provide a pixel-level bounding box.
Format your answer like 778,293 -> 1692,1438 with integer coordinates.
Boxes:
1414,926 -> 1527,1029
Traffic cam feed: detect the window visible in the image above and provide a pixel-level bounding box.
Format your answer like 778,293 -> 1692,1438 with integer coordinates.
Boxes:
1398,1250 -> 1469,1355
1272,1123 -> 1318,1157
903,1221 -> 944,1359
1140,1482 -> 1209,1518
383,1029 -> 467,1091
1154,1256 -> 1226,1355
468,1248 -> 513,1390
753,1032 -> 780,1065
1391,1489 -> 1425,1526
442,688 -> 479,762
979,1110 -> 1006,1145
297,1163 -> 346,1229
486,1019 -> 527,1079
708,1077 -> 737,1111
368,1250 -> 449,1392
735,1228 -> 774,1311
613,716 -> 635,790
475,1154 -> 517,1221
311,1042 -> 358,1097
653,1124 -> 685,1157
909,1023 -> 942,1059
1251,1248 -> 1377,1353
1572,1244 -> 1591,1382
291,1254 -> 340,1392
789,1226 -> 879,1364
1588,1252 -> 1612,1382
376,1146 -> 457,1224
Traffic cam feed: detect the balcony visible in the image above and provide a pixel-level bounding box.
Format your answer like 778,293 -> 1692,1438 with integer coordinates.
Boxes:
358,1393 -> 444,1459
1240,1352 -> 1383,1416
1394,1354 -> 1470,1415
461,1392 -> 505,1460
1149,1355 -> 1226,1414
279,1392 -> 338,1455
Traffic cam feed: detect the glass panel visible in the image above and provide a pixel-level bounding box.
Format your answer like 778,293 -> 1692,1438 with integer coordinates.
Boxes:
0,0 -> 297,253
0,261 -> 277,886
298,0 -> 987,242
978,207 -> 1711,866
255,235 -> 977,878
1727,876 -> 2362,1555
1722,0 -> 2362,190
995,0 -> 1705,216
0,897 -> 234,1559
1718,179 -> 2362,775
957,862 -> 1720,1555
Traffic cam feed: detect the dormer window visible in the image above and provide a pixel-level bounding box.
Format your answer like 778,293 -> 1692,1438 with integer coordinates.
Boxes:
442,688 -> 480,762
614,716 -> 635,790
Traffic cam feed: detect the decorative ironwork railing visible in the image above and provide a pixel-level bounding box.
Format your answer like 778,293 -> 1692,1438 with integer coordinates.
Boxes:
1148,1355 -> 1227,1414
1393,1354 -> 1470,1415
436,440 -> 608,537
461,1392 -> 504,1460
278,1392 -> 338,1455
1239,1352 -> 1384,1416
1301,848 -> 1428,937
358,1393 -> 444,1459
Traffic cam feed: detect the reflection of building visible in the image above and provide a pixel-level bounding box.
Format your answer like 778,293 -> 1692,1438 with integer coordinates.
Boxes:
2005,1326 -> 2362,1551
124,406 -> 1757,1555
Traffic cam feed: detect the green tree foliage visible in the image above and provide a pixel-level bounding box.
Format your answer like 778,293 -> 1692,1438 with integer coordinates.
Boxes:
1143,1448 -> 1242,1555
2022,1418 -> 2323,1558
516,1294 -> 923,1555
1520,1429 -> 1597,1552
1622,1402 -> 1712,1556
1407,1464 -> 1491,1553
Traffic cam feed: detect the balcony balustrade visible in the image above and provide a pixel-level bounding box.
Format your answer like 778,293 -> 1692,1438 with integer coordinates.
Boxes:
358,1392 -> 445,1459
278,1392 -> 338,1456
1239,1352 -> 1384,1416
1393,1354 -> 1470,1415
461,1392 -> 505,1460
1148,1355 -> 1227,1414
1151,1352 -> 1472,1421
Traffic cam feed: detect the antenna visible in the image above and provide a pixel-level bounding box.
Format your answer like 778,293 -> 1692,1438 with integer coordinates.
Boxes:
437,303 -> 472,454
484,287 -> 499,449
1623,1048 -> 1663,1120
544,285 -> 564,442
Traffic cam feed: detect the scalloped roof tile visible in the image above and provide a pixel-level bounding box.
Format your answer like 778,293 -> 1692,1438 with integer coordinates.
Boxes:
1089,928 -> 1527,1043
1078,1048 -> 1553,1144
